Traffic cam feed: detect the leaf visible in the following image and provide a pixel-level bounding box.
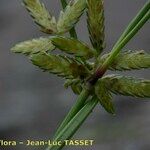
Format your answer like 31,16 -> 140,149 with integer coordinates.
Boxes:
101,74 -> 150,98
51,36 -> 95,59
23,0 -> 57,34
11,37 -> 55,55
95,80 -> 115,114
47,97 -> 98,150
87,0 -> 105,54
30,52 -> 89,79
98,50 -> 150,70
57,0 -> 86,34
53,88 -> 90,138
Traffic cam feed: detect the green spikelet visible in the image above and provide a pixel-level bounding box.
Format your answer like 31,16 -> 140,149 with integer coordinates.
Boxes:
30,52 -> 88,79
87,0 -> 105,54
51,36 -> 95,59
101,74 -> 150,98
57,0 -> 86,34
11,37 -> 55,55
95,80 -> 115,114
23,0 -> 57,34
98,50 -> 150,70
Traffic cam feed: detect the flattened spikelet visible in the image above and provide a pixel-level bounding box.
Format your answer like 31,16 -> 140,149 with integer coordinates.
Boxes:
98,50 -> 150,70
51,36 -> 95,59
57,0 -> 86,34
95,80 -> 115,114
87,0 -> 105,54
23,0 -> 57,34
11,37 -> 55,55
101,74 -> 150,98
30,52 -> 88,79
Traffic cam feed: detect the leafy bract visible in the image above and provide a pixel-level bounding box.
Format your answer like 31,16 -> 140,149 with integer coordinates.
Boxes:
30,52 -> 88,79
87,0 -> 105,54
23,0 -> 57,34
98,50 -> 150,70
57,0 -> 86,34
51,36 -> 95,59
11,37 -> 55,55
101,74 -> 150,98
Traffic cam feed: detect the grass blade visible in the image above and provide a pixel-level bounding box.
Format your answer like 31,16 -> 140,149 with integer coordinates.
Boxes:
47,96 -> 98,150
54,88 -> 90,137
114,1 -> 150,46
101,7 -> 150,70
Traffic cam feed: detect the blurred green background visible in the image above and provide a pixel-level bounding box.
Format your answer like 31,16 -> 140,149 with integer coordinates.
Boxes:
0,0 -> 149,150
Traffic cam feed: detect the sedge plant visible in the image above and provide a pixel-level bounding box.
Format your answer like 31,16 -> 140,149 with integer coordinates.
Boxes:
11,0 -> 150,150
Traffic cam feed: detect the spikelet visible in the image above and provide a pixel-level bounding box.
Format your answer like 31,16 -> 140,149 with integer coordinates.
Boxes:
87,0 -> 105,54
98,50 -> 150,70
30,52 -> 89,79
23,0 -> 57,34
95,80 -> 115,114
51,36 -> 95,59
11,37 -> 55,55
57,0 -> 86,34
101,74 -> 150,98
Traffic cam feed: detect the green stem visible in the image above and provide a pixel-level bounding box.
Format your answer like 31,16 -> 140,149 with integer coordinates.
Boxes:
101,9 -> 150,69
60,0 -> 78,39
115,0 -> 150,46
88,3 -> 150,85
47,96 -> 98,150
54,88 -> 90,137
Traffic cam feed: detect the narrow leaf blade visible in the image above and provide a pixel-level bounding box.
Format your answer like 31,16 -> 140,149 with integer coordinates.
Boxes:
46,97 -> 98,150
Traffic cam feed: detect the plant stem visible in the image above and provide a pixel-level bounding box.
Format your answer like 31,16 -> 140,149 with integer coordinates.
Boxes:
54,88 -> 90,137
115,0 -> 150,46
60,0 -> 78,39
101,9 -> 150,70
47,96 -> 98,150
